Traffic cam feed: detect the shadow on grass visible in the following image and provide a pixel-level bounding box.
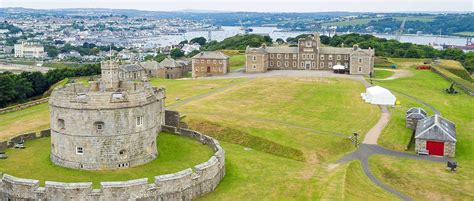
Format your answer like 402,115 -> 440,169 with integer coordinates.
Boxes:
186,118 -> 305,162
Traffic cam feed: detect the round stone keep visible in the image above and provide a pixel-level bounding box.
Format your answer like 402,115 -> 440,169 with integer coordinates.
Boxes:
48,61 -> 165,170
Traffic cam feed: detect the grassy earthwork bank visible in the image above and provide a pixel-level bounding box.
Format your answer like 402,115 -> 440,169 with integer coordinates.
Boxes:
0,75 -> 391,199
0,77 -> 246,140
372,58 -> 474,200
0,133 -> 213,188
2,61 -> 472,199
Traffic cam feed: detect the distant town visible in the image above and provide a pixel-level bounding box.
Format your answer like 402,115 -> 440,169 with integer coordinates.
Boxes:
0,8 -> 473,66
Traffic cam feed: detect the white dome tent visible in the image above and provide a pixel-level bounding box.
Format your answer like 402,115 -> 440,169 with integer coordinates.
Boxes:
361,86 -> 396,105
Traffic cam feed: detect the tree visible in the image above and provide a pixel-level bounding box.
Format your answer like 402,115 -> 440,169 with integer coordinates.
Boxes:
91,47 -> 100,55
144,55 -> 155,61
319,35 -> 330,45
179,40 -> 188,45
187,50 -> 200,58
275,38 -> 285,44
0,74 -> 17,107
20,72 -> 50,96
154,54 -> 167,62
442,48 -> 464,60
170,48 -> 184,59
13,77 -> 33,101
190,37 -> 207,46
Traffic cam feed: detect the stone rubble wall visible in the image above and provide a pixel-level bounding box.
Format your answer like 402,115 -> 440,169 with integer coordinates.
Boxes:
0,97 -> 50,115
0,111 -> 225,200
0,129 -> 51,151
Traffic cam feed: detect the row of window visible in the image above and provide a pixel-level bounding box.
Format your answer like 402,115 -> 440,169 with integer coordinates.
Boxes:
268,61 -> 349,68
269,53 -> 298,59
195,66 -> 223,72
196,59 -> 223,64
270,61 -> 297,68
263,54 -> 362,63
56,116 -> 144,130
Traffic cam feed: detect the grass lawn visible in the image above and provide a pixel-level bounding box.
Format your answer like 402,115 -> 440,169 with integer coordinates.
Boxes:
319,160 -> 398,200
436,59 -> 473,82
229,54 -> 245,71
0,76 -> 387,200
372,58 -> 474,199
369,155 -> 474,200
150,78 -> 245,106
42,62 -> 91,69
178,77 -> 380,138
0,103 -> 50,140
0,133 -> 213,188
373,69 -> 395,79
201,142 -> 398,200
0,78 -> 244,139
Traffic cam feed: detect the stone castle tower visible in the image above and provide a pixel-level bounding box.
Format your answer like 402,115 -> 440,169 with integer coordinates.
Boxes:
48,60 -> 165,170
100,60 -> 120,90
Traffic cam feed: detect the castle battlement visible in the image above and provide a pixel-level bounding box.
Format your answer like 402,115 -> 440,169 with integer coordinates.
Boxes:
47,60 -> 166,170
0,125 -> 226,201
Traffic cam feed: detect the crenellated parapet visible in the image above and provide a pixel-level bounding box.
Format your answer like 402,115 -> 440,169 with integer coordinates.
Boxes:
0,119 -> 225,201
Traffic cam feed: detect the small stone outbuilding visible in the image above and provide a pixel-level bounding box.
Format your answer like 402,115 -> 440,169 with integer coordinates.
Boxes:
406,107 -> 428,129
157,57 -> 189,79
414,114 -> 456,157
119,63 -> 146,81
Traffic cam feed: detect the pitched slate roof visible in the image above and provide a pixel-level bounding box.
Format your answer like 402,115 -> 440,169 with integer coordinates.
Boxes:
140,60 -> 159,70
159,58 -> 183,68
320,47 -> 353,54
406,107 -> 428,119
265,46 -> 299,54
120,64 -> 145,72
415,114 -> 456,142
192,51 -> 229,59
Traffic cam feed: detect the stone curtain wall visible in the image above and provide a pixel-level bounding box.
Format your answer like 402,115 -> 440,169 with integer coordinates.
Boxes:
0,97 -> 49,115
0,129 -> 51,151
0,111 -> 225,200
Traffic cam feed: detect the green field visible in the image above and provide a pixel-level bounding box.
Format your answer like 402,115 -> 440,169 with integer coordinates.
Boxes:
373,69 -> 395,79
1,58 -> 473,199
229,54 -> 245,71
0,133 -> 213,188
370,155 -> 474,200
0,78 -> 244,140
372,58 -> 474,200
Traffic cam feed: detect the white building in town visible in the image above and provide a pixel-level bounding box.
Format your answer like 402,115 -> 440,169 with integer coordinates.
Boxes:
14,41 -> 45,58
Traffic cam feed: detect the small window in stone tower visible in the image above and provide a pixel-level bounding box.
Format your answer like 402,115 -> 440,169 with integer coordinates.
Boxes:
136,116 -> 144,126
359,58 -> 363,63
76,147 -> 84,155
96,122 -> 104,131
253,56 -> 257,61
58,119 -> 65,130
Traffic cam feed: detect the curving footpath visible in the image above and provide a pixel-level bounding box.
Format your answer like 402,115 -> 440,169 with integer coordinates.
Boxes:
177,70 -> 445,200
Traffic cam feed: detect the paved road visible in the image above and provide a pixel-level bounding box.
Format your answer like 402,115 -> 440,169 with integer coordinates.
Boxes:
175,70 -> 444,200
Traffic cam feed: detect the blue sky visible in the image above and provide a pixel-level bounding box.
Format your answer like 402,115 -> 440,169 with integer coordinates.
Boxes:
1,0 -> 473,12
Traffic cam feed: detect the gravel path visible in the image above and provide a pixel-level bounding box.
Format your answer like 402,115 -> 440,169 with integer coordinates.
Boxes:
174,70 -> 443,200
363,106 -> 390,144
373,69 -> 413,80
